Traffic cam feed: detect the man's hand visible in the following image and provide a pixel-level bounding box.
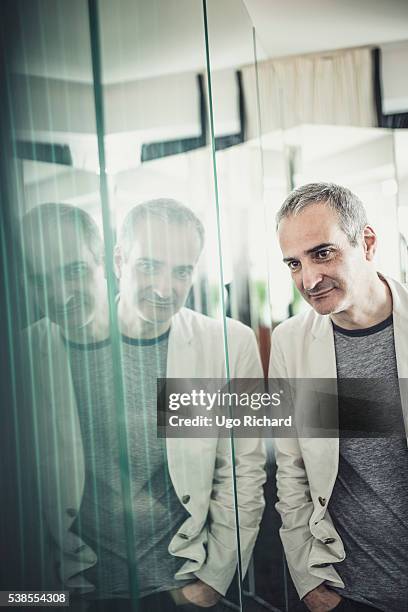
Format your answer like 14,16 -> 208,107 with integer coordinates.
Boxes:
179,579 -> 221,607
303,584 -> 343,612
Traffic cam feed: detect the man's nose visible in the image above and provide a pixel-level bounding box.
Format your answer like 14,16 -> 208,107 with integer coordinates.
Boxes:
152,273 -> 173,298
301,264 -> 324,292
48,281 -> 75,309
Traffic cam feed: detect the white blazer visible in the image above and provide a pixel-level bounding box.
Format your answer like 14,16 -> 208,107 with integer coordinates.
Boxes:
23,307 -> 266,596
269,276 -> 408,600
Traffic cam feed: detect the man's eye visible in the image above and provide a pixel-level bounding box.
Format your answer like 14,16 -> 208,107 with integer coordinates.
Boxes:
288,261 -> 300,271
174,268 -> 192,280
64,264 -> 89,280
137,261 -> 157,273
315,249 -> 331,260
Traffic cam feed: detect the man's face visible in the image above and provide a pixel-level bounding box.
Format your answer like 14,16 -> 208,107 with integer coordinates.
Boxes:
278,202 -> 373,316
118,216 -> 202,327
25,221 -> 106,331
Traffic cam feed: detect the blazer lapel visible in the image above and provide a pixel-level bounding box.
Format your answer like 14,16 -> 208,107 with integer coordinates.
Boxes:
300,313 -> 339,496
307,314 -> 338,379
386,277 -> 408,444
166,309 -> 196,379
165,309 -> 206,497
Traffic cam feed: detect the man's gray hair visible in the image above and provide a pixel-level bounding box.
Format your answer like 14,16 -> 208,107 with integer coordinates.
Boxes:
118,198 -> 205,259
276,182 -> 368,246
21,203 -> 104,262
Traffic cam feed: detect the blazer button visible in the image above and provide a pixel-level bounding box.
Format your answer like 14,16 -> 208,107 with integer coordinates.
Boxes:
323,537 -> 336,544
312,562 -> 330,568
182,495 -> 190,504
178,533 -> 189,540
66,508 -> 77,518
318,496 -> 326,506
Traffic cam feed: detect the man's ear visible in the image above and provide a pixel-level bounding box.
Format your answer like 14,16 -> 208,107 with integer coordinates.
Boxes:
114,244 -> 122,279
362,225 -> 377,261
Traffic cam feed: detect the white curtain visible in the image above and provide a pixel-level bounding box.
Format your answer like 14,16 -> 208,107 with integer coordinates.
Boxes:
242,46 -> 377,138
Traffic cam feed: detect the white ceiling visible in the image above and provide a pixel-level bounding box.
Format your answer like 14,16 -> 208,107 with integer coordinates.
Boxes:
12,0 -> 257,83
12,0 -> 408,84
244,0 -> 408,58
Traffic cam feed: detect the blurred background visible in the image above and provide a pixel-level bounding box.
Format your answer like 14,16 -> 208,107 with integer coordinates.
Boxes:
0,1 -> 407,610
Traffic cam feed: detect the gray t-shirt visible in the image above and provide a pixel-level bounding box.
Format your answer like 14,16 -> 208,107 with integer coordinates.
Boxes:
66,331 -> 190,599
329,315 -> 408,612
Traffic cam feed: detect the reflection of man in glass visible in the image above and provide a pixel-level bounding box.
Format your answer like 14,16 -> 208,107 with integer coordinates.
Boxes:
20,203 -> 110,600
110,199 -> 265,611
22,203 -> 109,342
116,199 -> 203,340
270,183 -> 408,612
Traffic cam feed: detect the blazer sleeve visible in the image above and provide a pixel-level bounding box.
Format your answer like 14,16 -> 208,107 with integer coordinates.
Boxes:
194,323 -> 266,594
269,326 -> 324,600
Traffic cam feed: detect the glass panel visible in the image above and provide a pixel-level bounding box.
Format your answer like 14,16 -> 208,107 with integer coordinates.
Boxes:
8,0 -> 117,598
0,2 -> 130,607
96,1 -> 244,610
204,3 -> 279,611
5,0 -> 260,608
251,30 -> 291,612
5,0 -> 247,608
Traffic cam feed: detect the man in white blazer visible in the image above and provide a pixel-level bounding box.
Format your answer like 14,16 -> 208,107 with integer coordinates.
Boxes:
22,200 -> 265,611
269,183 -> 408,612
